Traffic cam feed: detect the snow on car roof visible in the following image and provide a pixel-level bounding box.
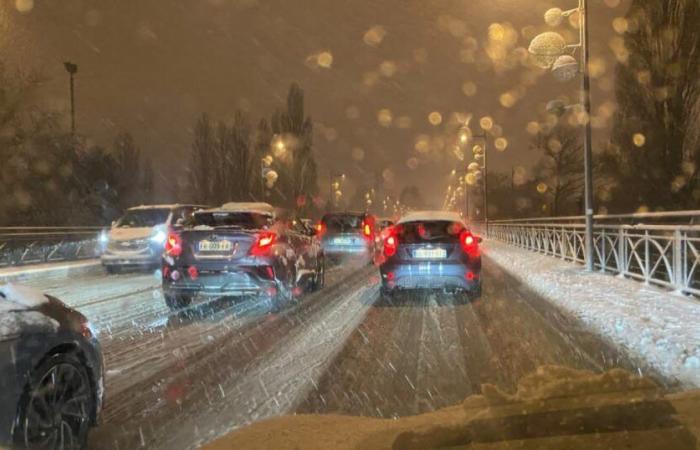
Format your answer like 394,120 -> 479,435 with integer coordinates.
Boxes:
397,210 -> 466,225
0,283 -> 48,309
127,204 -> 204,211
210,202 -> 276,215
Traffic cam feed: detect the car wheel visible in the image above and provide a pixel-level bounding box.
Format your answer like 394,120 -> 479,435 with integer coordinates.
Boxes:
14,352 -> 94,450
312,257 -> 325,291
164,293 -> 192,311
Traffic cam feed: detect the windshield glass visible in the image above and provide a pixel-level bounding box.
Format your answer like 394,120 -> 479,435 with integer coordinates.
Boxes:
322,214 -> 363,233
191,212 -> 272,229
3,1 -> 700,449
115,209 -> 170,228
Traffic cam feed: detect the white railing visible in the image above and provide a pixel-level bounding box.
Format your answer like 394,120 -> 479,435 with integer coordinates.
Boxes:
479,211 -> 700,297
0,227 -> 104,267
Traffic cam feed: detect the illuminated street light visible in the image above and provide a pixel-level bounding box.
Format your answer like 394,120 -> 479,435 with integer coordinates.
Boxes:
552,55 -> 579,81
528,32 -> 567,69
529,0 -> 595,271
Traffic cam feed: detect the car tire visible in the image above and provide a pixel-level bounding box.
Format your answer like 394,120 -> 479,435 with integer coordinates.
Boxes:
14,352 -> 95,450
164,293 -> 192,311
312,257 -> 325,291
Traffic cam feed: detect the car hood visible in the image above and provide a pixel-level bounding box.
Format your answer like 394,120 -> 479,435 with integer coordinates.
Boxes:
109,227 -> 155,241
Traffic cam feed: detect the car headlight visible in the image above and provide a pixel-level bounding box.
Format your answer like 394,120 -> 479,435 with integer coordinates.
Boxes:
151,230 -> 167,244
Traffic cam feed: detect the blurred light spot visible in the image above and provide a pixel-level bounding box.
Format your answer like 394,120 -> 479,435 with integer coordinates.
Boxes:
345,105 -> 360,120
406,157 -> 419,170
589,57 -> 607,78
363,71 -> 380,87
323,128 -> 338,142
513,166 -> 527,186
413,48 -> 428,64
415,135 -> 430,153
479,116 -> 494,131
461,81 -> 477,97
632,133 -> 646,147
396,116 -> 412,129
494,138 -> 508,151
363,25 -> 387,47
465,173 -> 477,186
377,109 -> 393,127
428,111 -> 443,126
636,205 -> 649,213
548,138 -> 562,153
379,60 -> 397,77
612,17 -> 628,34
351,147 -> 365,161
536,182 -> 548,194
317,51 -> 333,68
526,121 -> 540,135
15,0 -> 33,13
499,92 -> 516,108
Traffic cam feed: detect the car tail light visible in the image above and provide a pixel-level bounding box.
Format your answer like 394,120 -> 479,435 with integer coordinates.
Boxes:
384,233 -> 398,257
362,222 -> 372,237
316,222 -> 326,236
460,230 -> 479,255
250,231 -> 277,256
188,266 -> 199,280
165,232 -> 182,257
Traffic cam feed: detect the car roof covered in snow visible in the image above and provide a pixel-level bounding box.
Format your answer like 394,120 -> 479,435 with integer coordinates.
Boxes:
205,202 -> 276,216
397,210 -> 466,225
127,204 -> 206,211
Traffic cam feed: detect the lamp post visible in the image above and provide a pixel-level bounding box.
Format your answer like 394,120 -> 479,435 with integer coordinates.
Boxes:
528,0 -> 594,271
63,62 -> 78,135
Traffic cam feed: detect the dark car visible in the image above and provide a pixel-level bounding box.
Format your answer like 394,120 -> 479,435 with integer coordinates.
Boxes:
378,211 -> 482,301
0,283 -> 104,449
161,202 -> 324,312
317,212 -> 378,261
100,204 -> 208,273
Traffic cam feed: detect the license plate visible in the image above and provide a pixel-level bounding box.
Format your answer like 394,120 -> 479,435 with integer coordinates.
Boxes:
198,240 -> 232,252
414,248 -> 446,259
334,237 -> 353,245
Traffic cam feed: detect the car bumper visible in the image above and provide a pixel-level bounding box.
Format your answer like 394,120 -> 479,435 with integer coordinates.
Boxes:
101,253 -> 159,267
380,261 -> 480,292
163,271 -> 277,298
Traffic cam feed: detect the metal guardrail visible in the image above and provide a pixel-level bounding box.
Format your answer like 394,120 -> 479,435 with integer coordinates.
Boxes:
0,227 -> 104,267
478,212 -> 700,297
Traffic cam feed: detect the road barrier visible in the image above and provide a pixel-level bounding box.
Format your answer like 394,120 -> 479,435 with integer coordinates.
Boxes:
478,211 -> 700,297
0,227 -> 104,268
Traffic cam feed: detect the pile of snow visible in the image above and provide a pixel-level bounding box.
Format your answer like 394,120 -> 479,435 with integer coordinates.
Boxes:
0,283 -> 48,309
486,240 -> 700,388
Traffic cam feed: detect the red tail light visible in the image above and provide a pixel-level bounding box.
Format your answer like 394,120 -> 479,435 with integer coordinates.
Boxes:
384,233 -> 398,257
165,232 -> 182,257
363,223 -> 372,237
460,230 -> 479,255
250,231 -> 277,256
316,222 -> 326,236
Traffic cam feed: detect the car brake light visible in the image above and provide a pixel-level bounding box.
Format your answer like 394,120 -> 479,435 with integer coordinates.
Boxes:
363,223 -> 372,237
384,234 -> 398,257
165,232 -> 182,257
316,222 -> 326,236
250,231 -> 277,256
460,230 -> 478,255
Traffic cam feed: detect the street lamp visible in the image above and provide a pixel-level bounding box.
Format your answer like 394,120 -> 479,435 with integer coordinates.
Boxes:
63,61 -> 78,135
528,0 -> 595,272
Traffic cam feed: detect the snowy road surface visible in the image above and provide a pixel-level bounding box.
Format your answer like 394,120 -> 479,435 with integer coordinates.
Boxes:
15,255 -> 675,449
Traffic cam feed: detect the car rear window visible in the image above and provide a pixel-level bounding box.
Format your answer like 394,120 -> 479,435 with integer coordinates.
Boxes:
116,209 -> 170,228
322,214 -> 363,232
397,220 -> 465,244
192,212 -> 272,229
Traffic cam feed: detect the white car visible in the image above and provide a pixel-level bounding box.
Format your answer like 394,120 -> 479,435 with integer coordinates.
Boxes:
100,204 -> 207,273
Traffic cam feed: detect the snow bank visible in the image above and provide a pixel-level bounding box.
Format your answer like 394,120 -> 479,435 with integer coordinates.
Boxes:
0,283 -> 48,308
202,366 -> 700,450
485,240 -> 700,388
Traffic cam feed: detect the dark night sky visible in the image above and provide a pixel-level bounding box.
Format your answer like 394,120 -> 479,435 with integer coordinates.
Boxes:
0,0 -> 629,204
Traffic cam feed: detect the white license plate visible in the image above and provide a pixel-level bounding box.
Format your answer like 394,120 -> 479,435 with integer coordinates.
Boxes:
198,240 -> 232,252
334,237 -> 353,245
414,248 -> 446,259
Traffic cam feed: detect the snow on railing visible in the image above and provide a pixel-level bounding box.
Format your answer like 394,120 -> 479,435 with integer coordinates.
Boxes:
0,226 -> 104,267
476,211 -> 700,297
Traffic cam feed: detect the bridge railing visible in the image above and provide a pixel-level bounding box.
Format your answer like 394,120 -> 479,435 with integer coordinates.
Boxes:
477,211 -> 700,297
0,227 -> 105,268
